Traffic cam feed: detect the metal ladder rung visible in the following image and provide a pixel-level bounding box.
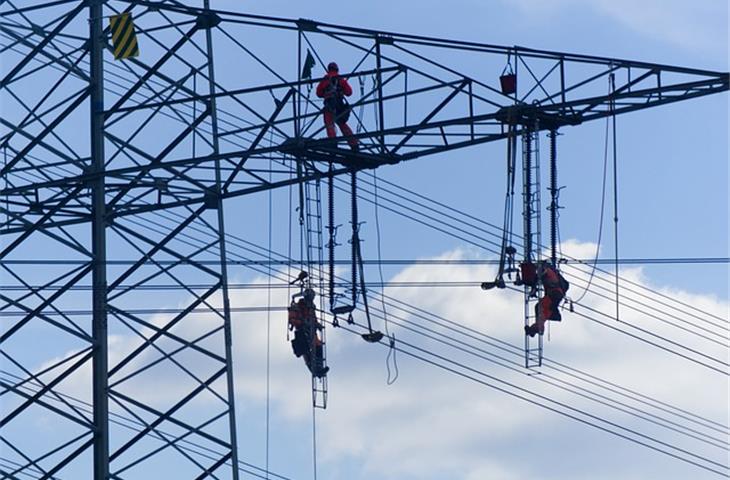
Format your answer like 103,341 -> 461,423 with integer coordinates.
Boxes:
522,126 -> 543,370
304,177 -> 328,408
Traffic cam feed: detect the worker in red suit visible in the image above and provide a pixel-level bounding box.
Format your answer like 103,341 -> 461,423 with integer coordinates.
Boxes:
316,62 -> 359,151
525,261 -> 569,337
288,288 -> 329,377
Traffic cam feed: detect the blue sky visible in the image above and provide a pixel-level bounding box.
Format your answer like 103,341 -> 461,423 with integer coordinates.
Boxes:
1,1 -> 728,479
218,1 -> 729,479
226,0 -> 730,295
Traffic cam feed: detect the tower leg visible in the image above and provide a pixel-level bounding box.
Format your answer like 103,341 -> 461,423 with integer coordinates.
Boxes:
90,2 -> 109,477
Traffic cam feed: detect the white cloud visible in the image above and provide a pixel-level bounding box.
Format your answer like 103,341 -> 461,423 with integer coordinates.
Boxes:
591,0 -> 727,53
28,242 -> 729,479
501,0 -> 728,56
309,246 -> 728,479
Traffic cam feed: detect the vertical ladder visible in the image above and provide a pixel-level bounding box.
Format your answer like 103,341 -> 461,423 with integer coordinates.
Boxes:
303,175 -> 328,408
522,122 -> 543,369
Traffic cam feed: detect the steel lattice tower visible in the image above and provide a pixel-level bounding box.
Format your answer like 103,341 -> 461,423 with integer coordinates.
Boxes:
1,1 -> 727,478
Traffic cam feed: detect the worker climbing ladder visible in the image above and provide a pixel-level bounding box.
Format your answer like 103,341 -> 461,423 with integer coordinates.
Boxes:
522,122 -> 543,368
302,169 -> 328,408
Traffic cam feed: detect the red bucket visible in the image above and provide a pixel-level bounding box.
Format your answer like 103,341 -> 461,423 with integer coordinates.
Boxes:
500,73 -> 517,95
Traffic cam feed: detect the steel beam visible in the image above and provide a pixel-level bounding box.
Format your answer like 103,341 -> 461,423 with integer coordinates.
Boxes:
0,2 -> 727,478
89,1 -> 109,479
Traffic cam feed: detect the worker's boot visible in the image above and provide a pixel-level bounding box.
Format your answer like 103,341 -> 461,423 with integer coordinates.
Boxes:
313,354 -> 328,377
524,324 -> 538,337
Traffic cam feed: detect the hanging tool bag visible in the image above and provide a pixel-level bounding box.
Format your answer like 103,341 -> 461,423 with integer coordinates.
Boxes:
325,95 -> 350,123
291,329 -> 308,357
558,272 -> 570,293
520,262 -> 538,287
288,303 -> 303,329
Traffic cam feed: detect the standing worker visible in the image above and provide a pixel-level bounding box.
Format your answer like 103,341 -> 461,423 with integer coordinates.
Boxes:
316,62 -> 359,152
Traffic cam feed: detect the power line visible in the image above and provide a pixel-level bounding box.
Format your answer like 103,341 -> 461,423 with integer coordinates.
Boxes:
336,178 -> 730,349
127,195 -> 728,378
8,108 -> 724,382
2,9 -> 724,478
358,301 -> 729,449
6,30 -> 725,336
3,257 -> 729,266
356,169 -> 729,325
8,181 -> 724,476
332,322 -> 729,477
378,292 -> 730,433
346,176 -> 730,348
0,370 -> 294,480
131,210 -> 728,446
5,277 -> 727,347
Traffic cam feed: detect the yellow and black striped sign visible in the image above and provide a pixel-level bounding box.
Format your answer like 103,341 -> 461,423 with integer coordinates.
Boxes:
110,12 -> 139,60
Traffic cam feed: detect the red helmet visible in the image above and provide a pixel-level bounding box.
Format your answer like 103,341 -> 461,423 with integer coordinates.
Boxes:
327,62 -> 339,72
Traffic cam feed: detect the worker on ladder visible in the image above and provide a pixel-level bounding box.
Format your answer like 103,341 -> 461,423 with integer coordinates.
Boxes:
288,288 -> 329,377
316,61 -> 359,152
524,261 -> 569,337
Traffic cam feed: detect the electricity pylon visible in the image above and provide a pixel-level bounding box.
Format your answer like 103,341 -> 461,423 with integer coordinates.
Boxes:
1,1 -> 727,478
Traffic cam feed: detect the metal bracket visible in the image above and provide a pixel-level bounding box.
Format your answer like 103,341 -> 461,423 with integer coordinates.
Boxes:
196,11 -> 221,30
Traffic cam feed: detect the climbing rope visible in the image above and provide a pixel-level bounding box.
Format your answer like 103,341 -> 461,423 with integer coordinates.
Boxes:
311,406 -> 318,480
374,170 -> 398,384
610,72 -> 620,322
501,122 -> 517,279
356,76 -> 366,135
287,157 -> 294,329
265,132 -> 274,479
572,74 -> 614,305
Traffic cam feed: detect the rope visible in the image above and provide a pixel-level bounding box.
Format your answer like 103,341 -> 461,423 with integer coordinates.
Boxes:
497,122 -> 517,281
265,135 -> 273,479
311,400 -> 318,480
611,72 -> 620,322
287,157 -> 293,337
374,171 -> 398,384
572,78 -> 612,305
356,76 -> 365,135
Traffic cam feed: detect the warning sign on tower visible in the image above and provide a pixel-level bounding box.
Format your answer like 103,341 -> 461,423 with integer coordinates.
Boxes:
109,12 -> 139,60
